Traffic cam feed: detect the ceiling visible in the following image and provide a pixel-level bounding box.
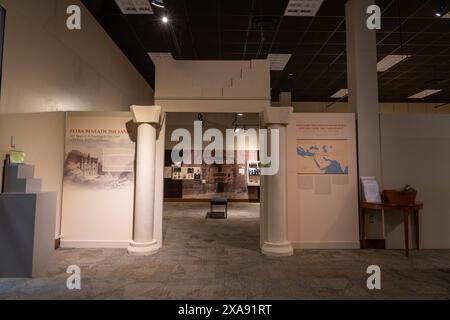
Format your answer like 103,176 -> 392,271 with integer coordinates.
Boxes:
82,0 -> 450,103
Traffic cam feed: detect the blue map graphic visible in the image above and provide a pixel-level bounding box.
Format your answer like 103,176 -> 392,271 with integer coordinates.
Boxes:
297,144 -> 348,174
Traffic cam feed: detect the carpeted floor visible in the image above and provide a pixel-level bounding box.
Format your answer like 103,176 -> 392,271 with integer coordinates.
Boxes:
1,202 -> 449,300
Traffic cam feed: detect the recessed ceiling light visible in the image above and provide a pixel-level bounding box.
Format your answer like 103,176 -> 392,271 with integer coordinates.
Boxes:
289,73 -> 294,76
237,113 -> 244,117
162,16 -> 169,23
151,0 -> 165,8
435,0 -> 448,17
331,89 -> 348,98
377,55 -> 411,72
408,89 -> 443,99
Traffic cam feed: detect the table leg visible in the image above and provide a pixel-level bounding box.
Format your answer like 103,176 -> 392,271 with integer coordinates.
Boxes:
360,207 -> 366,247
414,210 -> 420,250
403,209 -> 409,257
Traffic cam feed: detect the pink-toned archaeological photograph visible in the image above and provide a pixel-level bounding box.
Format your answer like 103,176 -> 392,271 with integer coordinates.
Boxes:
0,0 -> 449,314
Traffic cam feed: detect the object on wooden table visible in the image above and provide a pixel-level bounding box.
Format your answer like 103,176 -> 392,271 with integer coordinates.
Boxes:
383,185 -> 417,205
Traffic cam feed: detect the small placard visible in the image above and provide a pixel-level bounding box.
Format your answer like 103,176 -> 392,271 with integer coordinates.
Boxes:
361,177 -> 382,203
9,150 -> 25,164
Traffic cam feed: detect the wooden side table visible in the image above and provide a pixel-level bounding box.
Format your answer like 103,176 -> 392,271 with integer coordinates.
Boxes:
360,202 -> 424,257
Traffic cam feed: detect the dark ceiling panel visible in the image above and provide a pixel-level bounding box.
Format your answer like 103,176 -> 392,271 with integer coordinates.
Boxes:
83,0 -> 450,103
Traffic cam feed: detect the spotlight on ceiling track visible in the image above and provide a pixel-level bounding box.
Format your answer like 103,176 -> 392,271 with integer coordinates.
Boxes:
151,0 -> 165,9
162,16 -> 169,24
435,0 -> 448,17
237,113 -> 244,117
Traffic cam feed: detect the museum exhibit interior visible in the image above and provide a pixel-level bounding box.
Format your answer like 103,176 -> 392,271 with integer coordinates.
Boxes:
0,0 -> 449,302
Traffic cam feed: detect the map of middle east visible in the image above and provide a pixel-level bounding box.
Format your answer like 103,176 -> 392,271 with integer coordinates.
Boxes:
297,139 -> 349,175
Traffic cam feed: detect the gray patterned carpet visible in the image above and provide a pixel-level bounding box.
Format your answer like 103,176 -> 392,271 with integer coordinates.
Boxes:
1,202 -> 449,300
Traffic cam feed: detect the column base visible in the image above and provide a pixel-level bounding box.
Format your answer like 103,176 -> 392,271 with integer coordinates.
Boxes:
262,241 -> 294,257
128,240 -> 159,256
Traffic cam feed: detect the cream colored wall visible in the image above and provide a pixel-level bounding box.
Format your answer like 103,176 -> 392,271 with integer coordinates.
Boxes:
271,101 -> 450,114
0,0 -> 153,114
0,112 -> 65,239
155,58 -> 271,113
165,112 -> 260,150
381,114 -> 450,249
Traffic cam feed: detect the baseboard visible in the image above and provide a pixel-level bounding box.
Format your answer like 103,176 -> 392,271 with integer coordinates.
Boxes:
291,241 -> 360,250
164,198 -> 260,203
361,239 -> 386,249
60,240 -> 130,249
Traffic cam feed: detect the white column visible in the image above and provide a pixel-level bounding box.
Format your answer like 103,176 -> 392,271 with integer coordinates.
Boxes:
346,0 -> 383,238
261,107 -> 294,257
346,0 -> 382,182
128,106 -> 162,255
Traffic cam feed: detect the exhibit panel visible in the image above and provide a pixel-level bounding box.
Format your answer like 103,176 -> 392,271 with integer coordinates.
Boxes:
60,112 -> 136,248
286,113 -> 360,249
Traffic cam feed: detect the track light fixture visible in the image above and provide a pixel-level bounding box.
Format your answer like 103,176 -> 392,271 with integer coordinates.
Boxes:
151,0 -> 165,9
435,0 -> 448,17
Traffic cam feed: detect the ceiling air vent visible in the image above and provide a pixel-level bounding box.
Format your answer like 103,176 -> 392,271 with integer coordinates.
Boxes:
424,78 -> 446,86
251,16 -> 280,31
284,0 -> 324,17
268,54 -> 292,71
115,0 -> 154,15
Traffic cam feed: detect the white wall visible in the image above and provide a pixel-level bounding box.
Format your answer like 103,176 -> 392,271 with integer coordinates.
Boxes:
165,112 -> 260,150
0,0 -> 153,113
286,113 -> 360,249
0,112 -> 65,239
381,114 -> 450,249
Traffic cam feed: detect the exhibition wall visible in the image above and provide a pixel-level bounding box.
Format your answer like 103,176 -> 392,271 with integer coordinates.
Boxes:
0,0 -> 153,114
60,111 -> 165,249
60,112 -> 134,248
286,113 -> 360,249
381,114 -> 450,249
0,112 -> 65,239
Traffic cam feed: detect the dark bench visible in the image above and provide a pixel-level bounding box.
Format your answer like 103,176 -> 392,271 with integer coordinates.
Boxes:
206,197 -> 228,219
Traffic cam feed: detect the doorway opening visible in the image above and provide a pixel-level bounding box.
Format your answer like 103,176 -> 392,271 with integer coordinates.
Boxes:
162,112 -> 261,252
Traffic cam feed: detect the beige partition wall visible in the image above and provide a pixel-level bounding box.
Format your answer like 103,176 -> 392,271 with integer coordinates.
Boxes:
0,112 -> 65,240
286,113 -> 359,249
61,112 -> 135,248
